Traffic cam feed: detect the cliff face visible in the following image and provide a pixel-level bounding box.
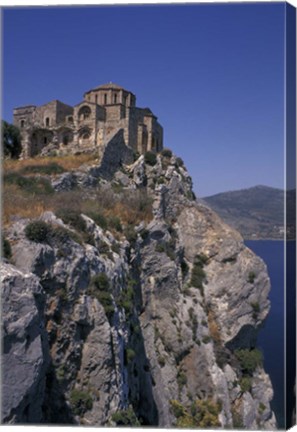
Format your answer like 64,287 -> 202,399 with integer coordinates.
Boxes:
1,147 -> 276,428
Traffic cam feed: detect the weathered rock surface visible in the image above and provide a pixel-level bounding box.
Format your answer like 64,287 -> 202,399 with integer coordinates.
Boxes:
1,264 -> 49,423
1,148 -> 276,428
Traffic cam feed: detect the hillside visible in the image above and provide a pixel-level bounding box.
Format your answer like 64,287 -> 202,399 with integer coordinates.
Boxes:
1,144 -> 276,428
203,185 -> 295,240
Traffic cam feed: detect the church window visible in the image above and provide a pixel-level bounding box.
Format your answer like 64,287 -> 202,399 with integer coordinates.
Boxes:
78,105 -> 91,120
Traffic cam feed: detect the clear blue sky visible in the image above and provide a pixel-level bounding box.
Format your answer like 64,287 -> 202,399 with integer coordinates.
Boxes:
2,3 -> 285,197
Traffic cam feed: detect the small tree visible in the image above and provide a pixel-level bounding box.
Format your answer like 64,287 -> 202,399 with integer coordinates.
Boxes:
2,120 -> 22,159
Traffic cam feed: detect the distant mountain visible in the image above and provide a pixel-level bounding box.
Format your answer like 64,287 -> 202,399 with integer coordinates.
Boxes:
203,185 -> 295,240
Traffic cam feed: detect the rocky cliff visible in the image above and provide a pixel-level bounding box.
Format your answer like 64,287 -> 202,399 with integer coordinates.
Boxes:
1,144 -> 276,428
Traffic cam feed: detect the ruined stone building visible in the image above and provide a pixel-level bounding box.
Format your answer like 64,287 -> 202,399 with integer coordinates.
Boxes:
13,83 -> 163,158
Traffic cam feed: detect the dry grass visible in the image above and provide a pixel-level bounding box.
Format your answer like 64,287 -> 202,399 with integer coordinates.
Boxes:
3,184 -> 153,230
3,153 -> 99,173
3,184 -> 53,225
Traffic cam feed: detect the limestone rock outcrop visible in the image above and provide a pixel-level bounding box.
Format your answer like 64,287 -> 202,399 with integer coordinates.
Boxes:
1,147 -> 276,428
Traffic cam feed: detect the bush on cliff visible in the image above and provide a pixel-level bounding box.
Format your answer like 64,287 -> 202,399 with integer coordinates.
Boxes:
87,273 -> 114,320
111,407 -> 141,426
2,237 -> 12,259
69,388 -> 93,416
235,348 -> 263,374
190,254 -> 207,293
144,151 -> 157,166
161,148 -> 172,158
25,220 -> 52,243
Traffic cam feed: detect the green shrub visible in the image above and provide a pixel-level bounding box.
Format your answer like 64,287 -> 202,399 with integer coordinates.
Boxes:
155,243 -> 166,253
87,273 -> 114,319
202,335 -> 212,344
20,162 -> 65,175
170,399 -> 221,428
190,254 -> 207,292
108,216 -> 122,232
51,225 -> 82,245
111,242 -> 121,254
251,302 -> 260,313
144,151 -> 157,166
70,388 -> 93,416
86,211 -> 108,230
4,172 -> 54,195
124,225 -> 137,244
248,271 -> 256,283
125,347 -> 136,364
98,240 -> 110,255
175,157 -> 184,167
235,348 -> 263,374
56,209 -> 87,233
239,376 -> 252,393
90,273 -> 110,291
2,237 -> 12,259
170,400 -> 186,418
111,407 -> 141,426
158,356 -> 166,367
161,148 -> 172,158
25,220 -> 52,243
117,279 -> 135,317
177,370 -> 187,390
181,259 -> 189,278
140,228 -> 149,240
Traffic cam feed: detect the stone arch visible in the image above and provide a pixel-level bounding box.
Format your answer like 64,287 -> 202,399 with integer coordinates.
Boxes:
78,105 -> 91,121
78,127 -> 92,147
30,129 -> 54,157
58,127 -> 74,146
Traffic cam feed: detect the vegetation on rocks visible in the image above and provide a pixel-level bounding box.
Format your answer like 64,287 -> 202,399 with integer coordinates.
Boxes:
25,220 -> 52,243
144,151 -> 157,166
69,388 -> 93,416
170,398 -> 221,428
87,273 -> 114,320
190,253 -> 207,293
2,237 -> 12,260
235,348 -> 263,374
111,407 -> 141,426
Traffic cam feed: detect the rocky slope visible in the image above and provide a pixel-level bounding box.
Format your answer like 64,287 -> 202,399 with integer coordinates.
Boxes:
1,144 -> 276,428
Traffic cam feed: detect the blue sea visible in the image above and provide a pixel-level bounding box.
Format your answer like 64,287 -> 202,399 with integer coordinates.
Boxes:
245,240 -> 295,429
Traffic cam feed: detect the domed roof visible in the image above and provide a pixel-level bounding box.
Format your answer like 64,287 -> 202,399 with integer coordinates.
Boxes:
85,82 -> 134,94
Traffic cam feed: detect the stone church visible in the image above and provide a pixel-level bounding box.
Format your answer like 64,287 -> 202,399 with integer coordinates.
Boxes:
13,83 -> 163,158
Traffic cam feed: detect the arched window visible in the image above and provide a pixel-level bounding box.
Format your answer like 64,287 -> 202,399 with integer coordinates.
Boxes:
63,136 -> 69,145
20,120 -> 25,128
78,105 -> 91,120
45,117 -> 50,127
